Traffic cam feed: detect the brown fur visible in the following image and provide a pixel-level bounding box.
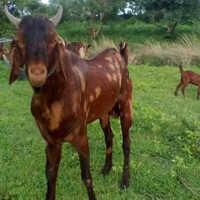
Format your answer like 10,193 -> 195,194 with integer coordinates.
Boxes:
9,15 -> 132,200
65,41 -> 91,58
175,65 -> 200,99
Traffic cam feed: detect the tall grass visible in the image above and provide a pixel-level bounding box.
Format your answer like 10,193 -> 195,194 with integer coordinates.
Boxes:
88,35 -> 200,67
133,35 -> 200,66
89,36 -> 117,57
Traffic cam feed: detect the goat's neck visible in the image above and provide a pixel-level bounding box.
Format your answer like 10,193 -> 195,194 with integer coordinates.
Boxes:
34,68 -> 75,103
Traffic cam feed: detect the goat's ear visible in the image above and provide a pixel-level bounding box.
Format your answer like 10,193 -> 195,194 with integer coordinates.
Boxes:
64,41 -> 68,48
54,43 -> 68,81
9,41 -> 24,84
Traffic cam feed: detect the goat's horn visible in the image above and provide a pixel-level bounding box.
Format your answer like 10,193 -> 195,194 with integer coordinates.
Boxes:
50,5 -> 63,26
4,6 -> 21,28
2,54 -> 10,65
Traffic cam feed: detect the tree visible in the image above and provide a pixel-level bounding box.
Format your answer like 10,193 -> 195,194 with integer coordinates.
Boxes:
129,0 -> 200,35
49,0 -> 127,21
0,0 -> 50,36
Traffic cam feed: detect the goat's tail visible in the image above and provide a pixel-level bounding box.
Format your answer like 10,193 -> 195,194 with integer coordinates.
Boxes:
119,41 -> 128,66
178,64 -> 184,74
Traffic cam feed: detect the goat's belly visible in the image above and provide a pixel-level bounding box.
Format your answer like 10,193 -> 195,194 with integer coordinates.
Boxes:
86,88 -> 119,123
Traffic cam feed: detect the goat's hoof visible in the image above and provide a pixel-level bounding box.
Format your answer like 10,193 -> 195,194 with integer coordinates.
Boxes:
120,179 -> 130,190
89,194 -> 96,200
120,172 -> 130,189
101,164 -> 112,176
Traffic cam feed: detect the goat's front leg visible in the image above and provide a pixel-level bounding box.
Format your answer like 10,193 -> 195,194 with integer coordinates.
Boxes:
45,143 -> 62,200
174,82 -> 182,96
75,132 -> 96,200
197,86 -> 200,100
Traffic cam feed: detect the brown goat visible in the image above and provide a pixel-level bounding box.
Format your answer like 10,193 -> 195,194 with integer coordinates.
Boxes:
5,6 -> 132,200
174,65 -> 200,99
65,41 -> 91,58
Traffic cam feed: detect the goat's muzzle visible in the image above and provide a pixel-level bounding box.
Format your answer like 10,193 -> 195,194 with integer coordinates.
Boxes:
28,63 -> 47,88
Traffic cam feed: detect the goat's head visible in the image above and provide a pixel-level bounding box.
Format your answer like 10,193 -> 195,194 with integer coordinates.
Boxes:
65,42 -> 91,58
5,6 -> 65,88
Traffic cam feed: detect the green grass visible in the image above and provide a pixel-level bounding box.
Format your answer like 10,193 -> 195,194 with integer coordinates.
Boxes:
0,62 -> 200,200
3,19 -> 200,44
56,20 -> 200,44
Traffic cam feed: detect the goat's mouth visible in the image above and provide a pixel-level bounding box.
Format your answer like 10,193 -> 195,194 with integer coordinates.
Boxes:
27,65 -> 48,88
33,86 -> 42,93
29,77 -> 47,88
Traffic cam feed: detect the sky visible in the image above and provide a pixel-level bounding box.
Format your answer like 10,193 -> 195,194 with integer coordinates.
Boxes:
41,0 -> 49,4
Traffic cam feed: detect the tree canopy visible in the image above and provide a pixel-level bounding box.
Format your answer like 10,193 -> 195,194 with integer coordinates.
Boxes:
1,0 -> 200,35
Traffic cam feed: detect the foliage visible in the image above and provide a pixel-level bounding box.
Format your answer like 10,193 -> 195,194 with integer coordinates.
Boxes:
1,0 -> 200,38
0,0 -> 57,37
49,0 -> 127,21
130,0 -> 200,35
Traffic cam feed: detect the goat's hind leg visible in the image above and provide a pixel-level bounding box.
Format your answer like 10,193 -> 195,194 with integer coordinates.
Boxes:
100,115 -> 114,175
174,82 -> 182,96
197,86 -> 200,100
119,79 -> 133,189
181,84 -> 187,97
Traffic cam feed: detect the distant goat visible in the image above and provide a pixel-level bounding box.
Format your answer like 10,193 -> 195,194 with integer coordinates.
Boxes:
65,41 -> 91,58
174,65 -> 200,99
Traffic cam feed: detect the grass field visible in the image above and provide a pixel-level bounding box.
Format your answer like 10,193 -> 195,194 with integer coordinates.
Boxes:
0,62 -> 200,200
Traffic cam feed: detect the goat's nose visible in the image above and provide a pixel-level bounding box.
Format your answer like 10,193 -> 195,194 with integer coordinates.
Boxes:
30,68 -> 46,75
